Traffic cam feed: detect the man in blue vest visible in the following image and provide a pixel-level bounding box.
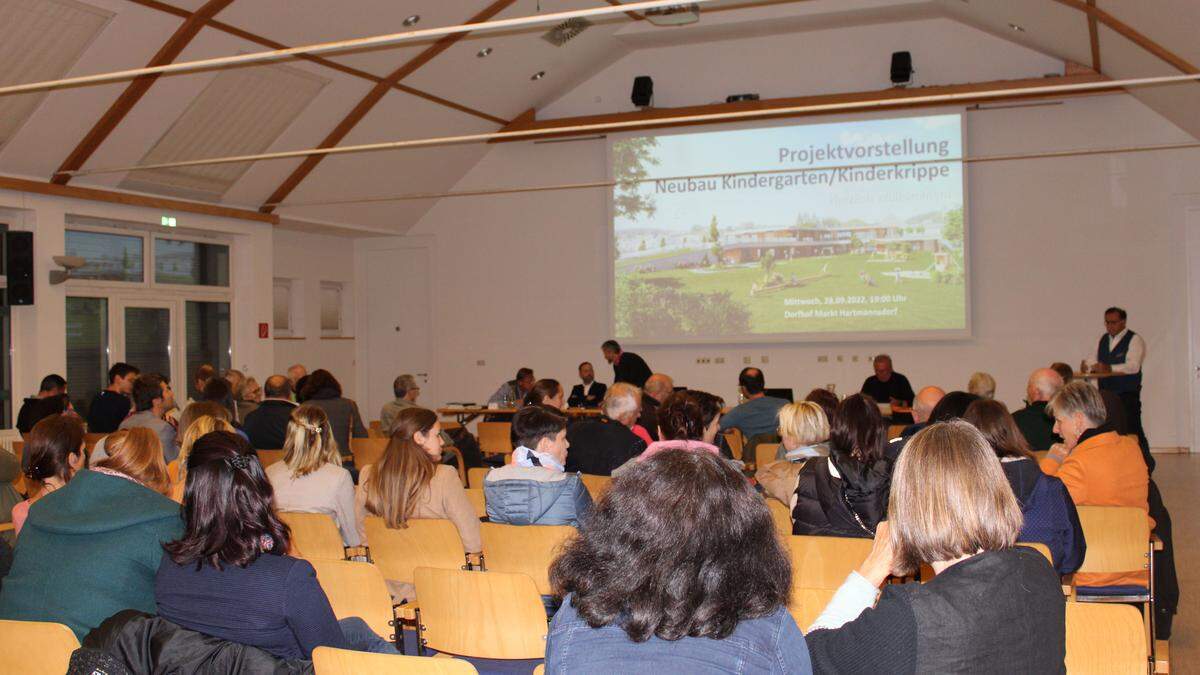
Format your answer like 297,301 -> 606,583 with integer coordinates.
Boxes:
1082,306 -> 1147,452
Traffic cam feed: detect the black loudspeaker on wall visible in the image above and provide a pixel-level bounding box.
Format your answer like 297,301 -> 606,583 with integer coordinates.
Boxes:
890,51 -> 913,85
6,231 -> 34,306
631,75 -> 654,107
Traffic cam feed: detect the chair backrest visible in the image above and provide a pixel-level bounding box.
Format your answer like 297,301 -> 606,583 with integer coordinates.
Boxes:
414,567 -> 548,659
787,535 -> 874,629
887,424 -> 906,440
0,619 -> 81,675
309,559 -> 396,642
11,440 -> 24,461
766,497 -> 792,538
579,473 -> 612,501
279,512 -> 347,561
480,522 -> 577,595
365,517 -> 468,584
465,489 -> 487,519
313,647 -> 478,674
256,448 -> 286,467
350,437 -> 390,471
1075,505 -> 1151,575
1065,602 -> 1147,674
477,422 -> 513,455
755,442 -> 781,472
467,467 -> 490,489
722,428 -> 745,461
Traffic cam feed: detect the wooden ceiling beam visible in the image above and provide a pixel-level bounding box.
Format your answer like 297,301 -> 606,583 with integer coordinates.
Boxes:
1051,0 -> 1198,75
258,0 -> 519,214
605,0 -> 646,21
51,0 -> 237,185
1085,0 -> 1101,73
0,174 -> 278,224
493,73 -> 1122,142
120,0 -> 508,126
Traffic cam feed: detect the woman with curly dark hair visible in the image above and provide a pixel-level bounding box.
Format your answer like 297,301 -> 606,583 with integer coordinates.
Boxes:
546,450 -> 811,673
155,430 -> 398,659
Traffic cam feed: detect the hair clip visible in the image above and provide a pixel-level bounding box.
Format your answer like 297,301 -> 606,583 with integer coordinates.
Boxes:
227,454 -> 251,470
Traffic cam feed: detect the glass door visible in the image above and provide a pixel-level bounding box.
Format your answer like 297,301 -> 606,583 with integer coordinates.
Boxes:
115,299 -> 178,388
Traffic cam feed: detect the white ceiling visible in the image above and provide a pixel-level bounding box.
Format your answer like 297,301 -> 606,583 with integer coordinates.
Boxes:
0,0 -> 1195,233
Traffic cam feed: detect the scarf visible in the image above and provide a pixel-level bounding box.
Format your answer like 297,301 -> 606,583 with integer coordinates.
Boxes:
513,445 -> 564,472
639,439 -> 721,461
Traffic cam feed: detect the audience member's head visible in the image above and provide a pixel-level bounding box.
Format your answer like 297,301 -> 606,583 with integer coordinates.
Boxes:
165,431 -> 289,568
22,415 -> 85,491
132,374 -> 172,415
287,364 -> 307,387
912,386 -> 946,424
643,373 -> 674,403
294,375 -> 310,403
967,372 -> 996,400
107,362 -> 140,393
602,383 -> 642,427
364,407 -> 443,528
97,428 -> 170,496
263,375 -> 292,401
927,391 -> 980,423
1026,368 -> 1064,403
223,369 -> 246,399
200,377 -> 237,418
193,364 -> 215,396
178,401 -> 233,445
1047,380 -> 1106,450
300,369 -> 342,400
963,399 -> 1034,460
1049,362 -> 1074,384
873,354 -> 894,381
656,390 -> 706,442
513,405 -> 569,463
550,450 -> 790,642
176,409 -> 236,491
778,401 -> 830,450
888,421 -> 1022,575
691,390 -> 726,444
830,393 -> 886,465
515,367 -> 535,394
524,378 -> 564,409
579,361 -> 595,384
37,374 -> 67,397
242,377 -> 262,403
601,339 -> 622,363
737,367 -> 765,398
282,405 -> 339,478
392,374 -> 419,402
804,387 -> 839,423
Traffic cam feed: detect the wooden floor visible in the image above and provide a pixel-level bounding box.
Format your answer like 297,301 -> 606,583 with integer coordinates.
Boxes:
1152,454 -> 1198,674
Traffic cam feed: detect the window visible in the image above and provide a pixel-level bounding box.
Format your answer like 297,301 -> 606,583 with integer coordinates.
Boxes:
186,301 -> 231,400
66,297 -> 108,416
124,307 -> 172,381
320,281 -> 342,336
65,230 -> 144,282
155,238 -> 230,286
273,278 -> 293,336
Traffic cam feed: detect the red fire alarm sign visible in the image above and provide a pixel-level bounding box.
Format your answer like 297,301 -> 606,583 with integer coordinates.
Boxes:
258,323 -> 269,339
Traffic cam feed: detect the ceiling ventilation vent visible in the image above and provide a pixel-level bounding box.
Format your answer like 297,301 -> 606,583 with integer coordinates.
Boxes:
645,3 -> 701,26
541,17 -> 591,46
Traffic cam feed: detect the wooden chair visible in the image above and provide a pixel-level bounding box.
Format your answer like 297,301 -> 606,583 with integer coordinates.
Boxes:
351,437 -> 389,471
256,448 -> 286,467
280,512 -> 349,561
722,428 -> 745,461
755,442 -> 782,474
465,489 -> 487,519
579,473 -> 612,501
467,466 -> 490,489
1065,603 -> 1147,674
444,445 -> 468,486
1074,505 -> 1155,667
365,517 -> 473,586
886,424 -> 906,440
477,422 -> 513,456
766,497 -> 792,538
313,647 -> 478,674
0,619 -> 81,675
480,522 -> 576,596
743,433 -> 781,471
413,567 -> 547,659
83,432 -> 106,454
786,535 -> 874,629
309,559 -> 398,647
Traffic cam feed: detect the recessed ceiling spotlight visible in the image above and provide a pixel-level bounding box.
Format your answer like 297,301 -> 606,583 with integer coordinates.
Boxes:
1008,22 -> 1025,32
531,70 -> 546,81
477,47 -> 493,58
403,15 -> 420,27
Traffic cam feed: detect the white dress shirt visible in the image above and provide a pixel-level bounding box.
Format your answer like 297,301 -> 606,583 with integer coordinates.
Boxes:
1084,328 -> 1145,375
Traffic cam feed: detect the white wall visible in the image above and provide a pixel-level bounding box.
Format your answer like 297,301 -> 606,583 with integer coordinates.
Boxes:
399,91 -> 1198,450
271,228 -> 358,396
0,189 -> 274,419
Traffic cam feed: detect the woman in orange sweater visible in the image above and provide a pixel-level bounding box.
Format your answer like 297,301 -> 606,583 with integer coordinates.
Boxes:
1041,380 -> 1149,589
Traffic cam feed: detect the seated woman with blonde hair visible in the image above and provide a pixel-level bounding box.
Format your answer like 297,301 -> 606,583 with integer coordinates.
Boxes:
267,405 -> 359,547
756,401 -> 830,506
170,402 -> 236,501
355,407 -> 480,600
804,420 -> 1065,671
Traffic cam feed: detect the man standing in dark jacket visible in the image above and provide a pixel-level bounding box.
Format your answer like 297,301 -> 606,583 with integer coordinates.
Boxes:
241,376 -> 297,450
602,340 -> 652,388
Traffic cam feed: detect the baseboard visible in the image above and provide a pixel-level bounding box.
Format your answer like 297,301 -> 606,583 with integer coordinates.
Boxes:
1150,447 -> 1190,454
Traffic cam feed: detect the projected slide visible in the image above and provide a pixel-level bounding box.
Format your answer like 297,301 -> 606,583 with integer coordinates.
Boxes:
611,113 -> 966,341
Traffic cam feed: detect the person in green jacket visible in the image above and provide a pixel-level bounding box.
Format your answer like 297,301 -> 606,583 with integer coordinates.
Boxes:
0,428 -> 181,640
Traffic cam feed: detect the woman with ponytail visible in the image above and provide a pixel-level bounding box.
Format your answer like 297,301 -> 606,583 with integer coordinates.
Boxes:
155,430 -> 398,659
266,405 -> 359,546
11,415 -> 86,536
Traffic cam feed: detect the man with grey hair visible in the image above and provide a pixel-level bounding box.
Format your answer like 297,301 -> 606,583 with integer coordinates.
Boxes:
1012,368 -> 1064,451
860,354 -> 915,424
380,374 -> 421,435
637,373 -> 675,442
566,383 -> 647,475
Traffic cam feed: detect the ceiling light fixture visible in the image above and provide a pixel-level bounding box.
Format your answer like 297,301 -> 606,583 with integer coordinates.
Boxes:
531,70 -> 546,80
1008,22 -> 1025,32
403,15 -> 421,27
477,47 -> 493,58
